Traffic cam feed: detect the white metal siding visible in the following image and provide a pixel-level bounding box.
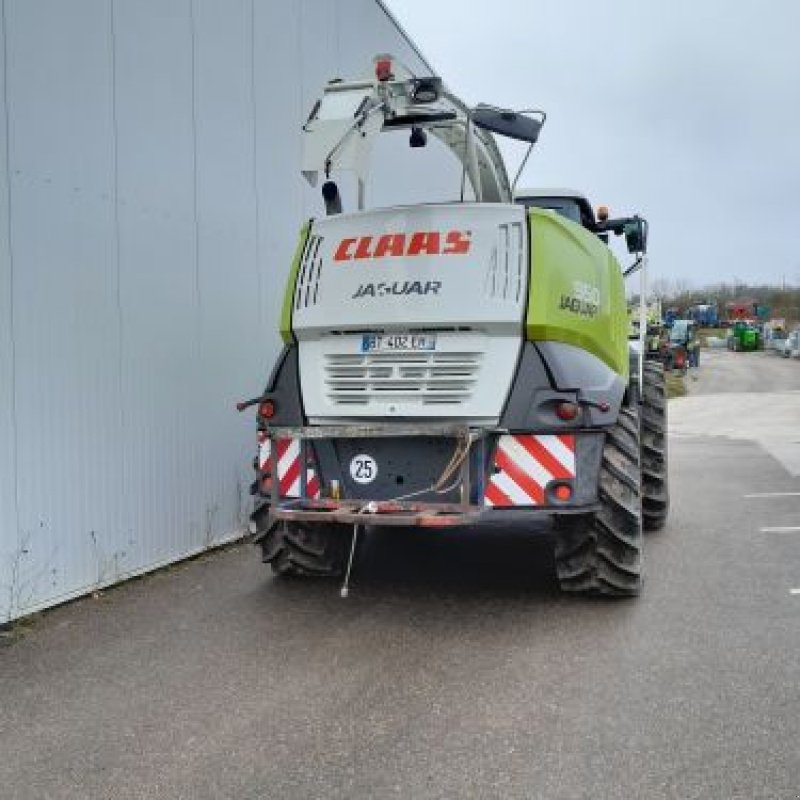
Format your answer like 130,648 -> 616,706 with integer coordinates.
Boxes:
0,0 -> 19,615
0,0 -> 453,621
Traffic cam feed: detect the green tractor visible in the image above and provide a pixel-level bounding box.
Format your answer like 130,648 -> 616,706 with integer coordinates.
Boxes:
727,320 -> 760,352
239,57 -> 669,597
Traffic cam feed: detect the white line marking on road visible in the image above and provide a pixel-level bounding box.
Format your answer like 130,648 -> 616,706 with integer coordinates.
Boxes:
745,492 -> 800,498
790,589 -> 800,595
761,527 -> 800,533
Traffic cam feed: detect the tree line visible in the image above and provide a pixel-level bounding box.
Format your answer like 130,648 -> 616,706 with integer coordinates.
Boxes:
647,280 -> 800,325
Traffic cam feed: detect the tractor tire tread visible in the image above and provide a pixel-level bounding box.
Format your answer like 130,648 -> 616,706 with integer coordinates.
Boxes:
554,406 -> 643,597
640,362 -> 670,531
256,520 -> 350,578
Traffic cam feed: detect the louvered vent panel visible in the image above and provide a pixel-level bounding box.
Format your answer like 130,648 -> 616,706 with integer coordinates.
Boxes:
295,235 -> 324,309
484,222 -> 524,301
324,351 -> 483,406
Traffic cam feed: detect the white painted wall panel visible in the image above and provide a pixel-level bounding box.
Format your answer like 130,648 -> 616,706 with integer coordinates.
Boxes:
253,0 -> 303,358
0,2 -> 21,617
0,0 -> 455,621
113,0 -> 202,573
3,0 -> 121,614
192,0 -> 260,540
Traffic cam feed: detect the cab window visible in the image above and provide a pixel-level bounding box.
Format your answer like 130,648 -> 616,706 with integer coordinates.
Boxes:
515,196 -> 582,225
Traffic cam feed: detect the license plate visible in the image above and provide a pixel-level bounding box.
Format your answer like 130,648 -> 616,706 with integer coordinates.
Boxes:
361,333 -> 437,353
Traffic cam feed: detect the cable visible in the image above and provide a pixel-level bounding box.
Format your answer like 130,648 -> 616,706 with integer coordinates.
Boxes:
337,431 -> 477,599
353,430 -> 477,509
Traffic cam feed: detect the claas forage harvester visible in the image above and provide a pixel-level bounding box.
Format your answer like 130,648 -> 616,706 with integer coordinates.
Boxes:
238,56 -> 668,597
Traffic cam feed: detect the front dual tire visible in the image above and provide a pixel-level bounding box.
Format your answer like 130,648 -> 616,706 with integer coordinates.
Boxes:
554,362 -> 669,597
554,406 -> 644,596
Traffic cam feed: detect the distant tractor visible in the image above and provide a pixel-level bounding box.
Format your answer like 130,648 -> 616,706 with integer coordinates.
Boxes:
727,320 -> 760,352
663,308 -> 679,327
687,303 -> 718,328
764,320 -> 787,352
628,302 -> 665,362
667,319 -> 699,371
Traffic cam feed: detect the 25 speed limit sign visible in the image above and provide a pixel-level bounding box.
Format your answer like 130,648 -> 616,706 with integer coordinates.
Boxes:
350,454 -> 378,484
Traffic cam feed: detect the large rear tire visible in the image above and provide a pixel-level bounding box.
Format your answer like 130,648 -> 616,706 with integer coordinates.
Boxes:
641,361 -> 669,531
554,406 -> 643,596
255,515 -> 351,577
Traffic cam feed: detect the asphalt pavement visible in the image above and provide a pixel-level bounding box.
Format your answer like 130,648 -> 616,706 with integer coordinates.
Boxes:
2,351 -> 799,799
674,349 -> 800,476
686,346 -> 800,395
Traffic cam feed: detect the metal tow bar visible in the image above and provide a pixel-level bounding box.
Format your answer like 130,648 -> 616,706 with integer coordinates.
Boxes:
340,523 -> 362,599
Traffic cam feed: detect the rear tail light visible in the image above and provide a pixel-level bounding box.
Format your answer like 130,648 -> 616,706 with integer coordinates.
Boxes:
553,483 -> 573,502
258,399 -> 276,419
555,401 -> 579,421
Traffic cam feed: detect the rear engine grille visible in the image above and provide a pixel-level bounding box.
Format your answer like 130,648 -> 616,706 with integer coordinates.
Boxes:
324,351 -> 483,406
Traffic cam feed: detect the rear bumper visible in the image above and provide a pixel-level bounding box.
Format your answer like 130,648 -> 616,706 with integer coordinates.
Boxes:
254,422 -> 603,528
268,497 -> 599,528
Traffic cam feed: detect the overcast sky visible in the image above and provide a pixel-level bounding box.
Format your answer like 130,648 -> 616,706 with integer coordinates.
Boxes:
385,0 -> 800,287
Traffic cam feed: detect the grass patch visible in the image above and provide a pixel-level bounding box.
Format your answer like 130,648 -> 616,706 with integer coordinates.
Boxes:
697,326 -> 728,339
0,612 -> 42,647
698,326 -> 729,348
666,372 -> 687,398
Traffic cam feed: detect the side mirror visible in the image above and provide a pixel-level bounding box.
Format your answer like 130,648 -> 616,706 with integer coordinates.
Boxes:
472,104 -> 544,143
624,216 -> 648,254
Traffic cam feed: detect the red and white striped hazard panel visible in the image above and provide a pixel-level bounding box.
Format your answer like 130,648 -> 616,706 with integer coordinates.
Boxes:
484,434 -> 576,507
258,437 -> 320,499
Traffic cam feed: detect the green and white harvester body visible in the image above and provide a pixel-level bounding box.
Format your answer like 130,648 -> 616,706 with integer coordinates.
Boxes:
240,57 -> 669,596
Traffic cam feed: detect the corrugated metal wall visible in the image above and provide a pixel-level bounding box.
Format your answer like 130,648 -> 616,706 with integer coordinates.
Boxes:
0,0 -> 460,621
